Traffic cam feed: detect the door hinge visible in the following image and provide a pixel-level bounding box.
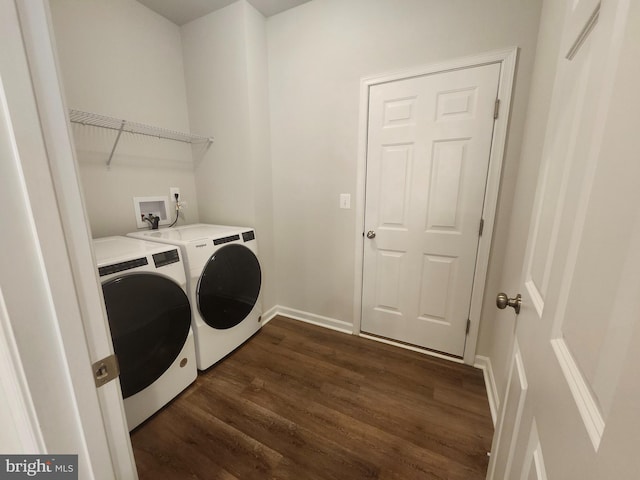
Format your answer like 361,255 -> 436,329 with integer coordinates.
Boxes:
92,354 -> 120,388
466,319 -> 471,335
479,218 -> 485,236
494,99 -> 500,119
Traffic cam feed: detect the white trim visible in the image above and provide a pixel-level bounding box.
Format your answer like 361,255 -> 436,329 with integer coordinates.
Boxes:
474,355 -> 499,426
261,305 -> 279,326
1,1 -> 111,472
351,64 -> 370,335
0,288 -> 45,452
486,341 -> 528,480
503,345 -> 528,479
360,48 -> 519,87
14,1 -> 137,477
272,306 -> 354,334
525,278 -> 545,318
359,333 -> 464,364
551,338 -> 604,450
550,0 -> 630,342
466,47 -> 518,364
353,48 -> 519,365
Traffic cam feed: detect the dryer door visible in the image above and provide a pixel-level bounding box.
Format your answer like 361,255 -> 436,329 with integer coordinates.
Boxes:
102,273 -> 191,398
197,243 -> 262,330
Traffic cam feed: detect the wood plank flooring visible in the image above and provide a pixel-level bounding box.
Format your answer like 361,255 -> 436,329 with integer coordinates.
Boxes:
130,316 -> 494,479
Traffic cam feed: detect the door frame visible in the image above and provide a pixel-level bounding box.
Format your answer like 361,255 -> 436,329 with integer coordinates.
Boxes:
353,48 -> 518,364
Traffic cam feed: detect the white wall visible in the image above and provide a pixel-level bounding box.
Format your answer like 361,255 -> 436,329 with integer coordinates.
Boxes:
244,3 -> 277,313
267,0 -> 542,338
50,0 -> 200,238
181,0 -> 277,311
49,0 -> 544,386
181,2 -> 253,225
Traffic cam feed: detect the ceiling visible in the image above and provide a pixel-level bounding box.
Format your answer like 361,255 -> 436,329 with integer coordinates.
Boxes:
137,0 -> 312,25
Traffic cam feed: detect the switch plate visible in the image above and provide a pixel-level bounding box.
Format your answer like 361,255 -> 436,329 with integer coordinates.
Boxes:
340,193 -> 351,209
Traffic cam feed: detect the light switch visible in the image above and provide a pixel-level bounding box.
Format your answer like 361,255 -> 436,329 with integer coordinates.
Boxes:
340,193 -> 351,209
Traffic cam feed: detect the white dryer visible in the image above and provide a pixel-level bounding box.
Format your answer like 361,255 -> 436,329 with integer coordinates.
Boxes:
93,236 -> 197,431
128,224 -> 262,370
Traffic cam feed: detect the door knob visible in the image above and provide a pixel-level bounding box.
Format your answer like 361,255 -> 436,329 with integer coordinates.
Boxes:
496,292 -> 522,314
366,230 -> 376,239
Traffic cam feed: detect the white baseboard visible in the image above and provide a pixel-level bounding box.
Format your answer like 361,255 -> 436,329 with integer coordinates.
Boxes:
264,305 -> 353,334
475,355 -> 499,427
359,333 -> 464,364
261,305 -> 279,326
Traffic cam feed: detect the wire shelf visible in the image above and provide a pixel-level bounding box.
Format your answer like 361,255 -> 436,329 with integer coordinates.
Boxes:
68,109 -> 213,166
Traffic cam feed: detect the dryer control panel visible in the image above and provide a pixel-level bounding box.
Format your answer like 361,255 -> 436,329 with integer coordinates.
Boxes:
152,249 -> 180,268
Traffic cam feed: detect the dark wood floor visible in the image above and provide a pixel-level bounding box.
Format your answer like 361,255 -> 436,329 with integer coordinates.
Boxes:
130,316 -> 493,479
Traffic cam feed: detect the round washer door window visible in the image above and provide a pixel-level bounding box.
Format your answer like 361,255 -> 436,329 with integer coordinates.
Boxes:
102,273 -> 191,399
197,243 -> 261,330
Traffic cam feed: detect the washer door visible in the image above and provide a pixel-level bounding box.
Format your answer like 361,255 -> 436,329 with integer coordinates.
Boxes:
197,243 -> 261,330
102,273 -> 191,399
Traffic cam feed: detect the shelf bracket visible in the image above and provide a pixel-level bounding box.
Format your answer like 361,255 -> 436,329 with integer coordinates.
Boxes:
107,120 -> 125,167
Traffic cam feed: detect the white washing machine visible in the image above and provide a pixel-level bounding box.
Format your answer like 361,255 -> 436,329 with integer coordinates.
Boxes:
93,236 -> 197,431
128,224 -> 262,370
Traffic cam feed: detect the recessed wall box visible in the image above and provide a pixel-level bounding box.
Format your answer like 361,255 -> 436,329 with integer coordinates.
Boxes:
133,196 -> 171,229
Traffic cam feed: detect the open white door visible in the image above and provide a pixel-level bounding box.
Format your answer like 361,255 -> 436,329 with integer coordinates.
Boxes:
488,0 -> 640,478
1,1 -> 137,478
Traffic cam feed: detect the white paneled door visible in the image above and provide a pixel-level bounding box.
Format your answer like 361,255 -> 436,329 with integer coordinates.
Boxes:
361,63 -> 500,357
488,0 -> 640,478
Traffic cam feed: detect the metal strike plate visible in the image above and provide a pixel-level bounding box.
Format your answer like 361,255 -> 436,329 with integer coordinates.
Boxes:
92,354 -> 120,388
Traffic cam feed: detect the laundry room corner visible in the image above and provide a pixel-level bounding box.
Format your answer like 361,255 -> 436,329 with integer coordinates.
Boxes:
48,0 -> 278,313
49,0 -> 201,238
180,0 -> 278,314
